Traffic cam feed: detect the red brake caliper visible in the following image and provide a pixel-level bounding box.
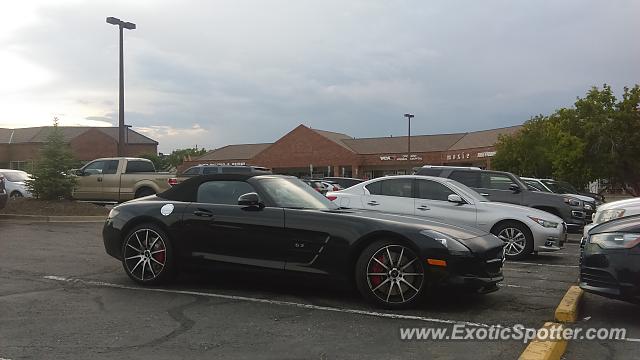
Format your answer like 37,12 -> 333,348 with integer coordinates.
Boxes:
152,243 -> 165,263
370,254 -> 386,286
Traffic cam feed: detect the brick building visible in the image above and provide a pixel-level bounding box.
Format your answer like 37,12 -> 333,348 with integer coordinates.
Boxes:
180,124 -> 521,179
0,126 -> 158,171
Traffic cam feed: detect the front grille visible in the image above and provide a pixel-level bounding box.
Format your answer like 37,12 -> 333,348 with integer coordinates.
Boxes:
580,268 -> 618,289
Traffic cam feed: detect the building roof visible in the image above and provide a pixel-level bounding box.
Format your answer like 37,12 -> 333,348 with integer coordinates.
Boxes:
309,128 -> 355,151
0,126 -> 158,144
447,125 -> 523,150
343,133 -> 467,154
195,143 -> 272,161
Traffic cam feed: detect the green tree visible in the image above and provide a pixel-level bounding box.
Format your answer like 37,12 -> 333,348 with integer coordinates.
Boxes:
26,118 -> 78,199
493,84 -> 640,195
140,147 -> 207,171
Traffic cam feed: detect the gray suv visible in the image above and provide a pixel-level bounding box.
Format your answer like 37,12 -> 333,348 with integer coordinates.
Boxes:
416,166 -> 586,232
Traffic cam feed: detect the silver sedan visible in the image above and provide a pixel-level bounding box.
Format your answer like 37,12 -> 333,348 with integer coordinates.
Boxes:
327,175 -> 566,260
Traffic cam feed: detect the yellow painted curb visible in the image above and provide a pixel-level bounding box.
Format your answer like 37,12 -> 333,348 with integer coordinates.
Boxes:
555,285 -> 584,323
518,322 -> 568,360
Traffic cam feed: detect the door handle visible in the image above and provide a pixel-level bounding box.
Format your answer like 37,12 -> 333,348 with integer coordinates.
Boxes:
97,177 -> 103,182
367,201 -> 380,206
193,209 -> 214,218
480,193 -> 490,196
417,205 -> 430,211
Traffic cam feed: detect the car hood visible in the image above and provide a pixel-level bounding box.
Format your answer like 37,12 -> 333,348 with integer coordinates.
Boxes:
595,197 -> 640,212
477,201 -> 564,223
563,193 -> 595,203
589,214 -> 640,235
334,208 -> 489,240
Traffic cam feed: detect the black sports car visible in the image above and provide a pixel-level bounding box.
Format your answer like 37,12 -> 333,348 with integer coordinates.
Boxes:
580,214 -> 640,304
103,174 -> 505,309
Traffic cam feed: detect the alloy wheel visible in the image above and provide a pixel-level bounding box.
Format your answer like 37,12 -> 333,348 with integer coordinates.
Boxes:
123,228 -> 167,281
498,227 -> 527,257
366,245 -> 424,304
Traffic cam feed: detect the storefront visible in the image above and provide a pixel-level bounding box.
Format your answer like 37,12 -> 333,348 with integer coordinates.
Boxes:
179,124 -> 522,179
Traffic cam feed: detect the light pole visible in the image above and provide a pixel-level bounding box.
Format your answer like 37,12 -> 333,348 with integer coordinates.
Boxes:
404,113 -> 414,172
106,17 -> 136,157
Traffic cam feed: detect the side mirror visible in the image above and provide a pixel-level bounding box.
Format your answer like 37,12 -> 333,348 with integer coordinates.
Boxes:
447,194 -> 465,204
72,169 -> 84,176
509,184 -> 521,193
238,192 -> 264,209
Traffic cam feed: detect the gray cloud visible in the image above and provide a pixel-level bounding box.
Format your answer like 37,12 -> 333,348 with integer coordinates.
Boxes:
2,0 -> 639,152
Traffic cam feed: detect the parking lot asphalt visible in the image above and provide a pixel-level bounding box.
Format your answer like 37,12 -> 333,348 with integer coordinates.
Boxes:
0,222 -> 636,359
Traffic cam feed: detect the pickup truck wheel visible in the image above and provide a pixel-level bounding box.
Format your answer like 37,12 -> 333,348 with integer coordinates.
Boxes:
135,187 -> 155,198
121,223 -> 175,285
492,221 -> 533,260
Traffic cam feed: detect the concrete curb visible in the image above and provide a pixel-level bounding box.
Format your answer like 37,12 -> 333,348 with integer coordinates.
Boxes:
519,285 -> 584,360
0,213 -> 106,223
519,322 -> 568,360
555,285 -> 584,323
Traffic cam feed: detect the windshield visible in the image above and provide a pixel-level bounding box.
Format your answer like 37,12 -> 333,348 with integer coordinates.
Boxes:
258,177 -> 339,210
524,180 -> 549,192
446,180 -> 489,202
2,171 -> 30,182
541,179 -> 577,194
557,180 -> 578,194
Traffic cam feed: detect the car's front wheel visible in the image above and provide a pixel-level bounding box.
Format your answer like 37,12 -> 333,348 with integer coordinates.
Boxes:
355,240 -> 426,309
492,221 -> 533,260
121,224 -> 174,285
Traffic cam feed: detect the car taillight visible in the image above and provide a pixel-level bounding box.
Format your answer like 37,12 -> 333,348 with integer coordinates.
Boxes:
327,195 -> 337,201
168,178 -> 178,186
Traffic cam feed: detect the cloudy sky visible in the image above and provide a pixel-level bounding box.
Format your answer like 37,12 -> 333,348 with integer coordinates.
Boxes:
1,0 -> 638,152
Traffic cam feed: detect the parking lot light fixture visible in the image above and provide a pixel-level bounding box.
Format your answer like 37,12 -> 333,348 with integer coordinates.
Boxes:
404,113 -> 415,172
106,16 -> 136,157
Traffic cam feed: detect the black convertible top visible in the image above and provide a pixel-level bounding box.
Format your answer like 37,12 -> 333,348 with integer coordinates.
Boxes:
159,174 -> 289,202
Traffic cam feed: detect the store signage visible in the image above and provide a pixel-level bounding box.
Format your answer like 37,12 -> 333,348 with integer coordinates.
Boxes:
477,151 -> 497,158
446,153 -> 470,161
379,154 -> 423,161
200,162 -> 247,166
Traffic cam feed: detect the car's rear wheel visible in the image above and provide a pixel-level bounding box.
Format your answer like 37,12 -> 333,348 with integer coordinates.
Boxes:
492,221 -> 533,260
121,224 -> 174,285
10,191 -> 23,199
135,187 -> 155,198
355,240 -> 426,309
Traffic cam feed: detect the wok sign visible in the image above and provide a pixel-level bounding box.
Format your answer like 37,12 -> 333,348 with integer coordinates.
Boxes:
380,154 -> 423,161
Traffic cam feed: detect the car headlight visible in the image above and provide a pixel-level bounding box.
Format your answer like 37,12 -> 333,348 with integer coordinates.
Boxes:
596,209 -> 625,223
590,232 -> 640,249
528,216 -> 559,228
563,197 -> 582,207
584,203 -> 594,211
107,207 -> 120,219
419,229 -> 470,253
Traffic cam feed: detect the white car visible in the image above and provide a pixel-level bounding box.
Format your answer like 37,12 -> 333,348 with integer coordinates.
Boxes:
583,197 -> 640,237
0,169 -> 32,198
327,175 -> 566,260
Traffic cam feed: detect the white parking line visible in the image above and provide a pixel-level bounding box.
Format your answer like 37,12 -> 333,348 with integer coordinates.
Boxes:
498,283 -> 533,289
43,275 -> 498,328
505,262 -> 579,268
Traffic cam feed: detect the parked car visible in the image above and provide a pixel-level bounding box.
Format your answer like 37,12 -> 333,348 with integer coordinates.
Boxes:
322,177 -> 364,189
0,174 -> 7,210
72,157 -> 177,202
321,181 -> 343,192
103,174 -> 505,309
580,214 -> 640,304
327,175 -> 565,259
302,179 -> 329,194
415,166 -> 586,232
0,169 -> 32,198
521,177 -> 597,222
583,197 -> 640,237
178,164 -> 271,183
